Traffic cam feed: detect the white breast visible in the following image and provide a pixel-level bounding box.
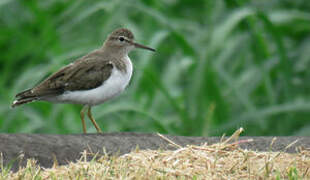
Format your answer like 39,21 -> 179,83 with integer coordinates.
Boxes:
53,56 -> 133,106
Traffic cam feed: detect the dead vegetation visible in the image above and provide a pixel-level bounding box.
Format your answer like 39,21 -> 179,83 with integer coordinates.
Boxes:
1,128 -> 310,179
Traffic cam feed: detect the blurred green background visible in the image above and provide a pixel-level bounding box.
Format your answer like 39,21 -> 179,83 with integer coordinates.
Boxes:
0,0 -> 309,136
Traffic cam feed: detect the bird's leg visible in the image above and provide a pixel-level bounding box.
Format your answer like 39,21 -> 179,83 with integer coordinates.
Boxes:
87,106 -> 103,133
80,106 -> 88,133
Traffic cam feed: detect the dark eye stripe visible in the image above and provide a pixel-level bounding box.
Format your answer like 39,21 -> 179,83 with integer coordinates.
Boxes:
109,36 -> 131,43
119,37 -> 124,41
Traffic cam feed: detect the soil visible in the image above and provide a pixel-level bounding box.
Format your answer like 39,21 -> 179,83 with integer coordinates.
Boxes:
0,132 -> 309,172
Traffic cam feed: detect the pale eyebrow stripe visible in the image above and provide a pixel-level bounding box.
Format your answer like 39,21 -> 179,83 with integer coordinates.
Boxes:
110,36 -> 131,42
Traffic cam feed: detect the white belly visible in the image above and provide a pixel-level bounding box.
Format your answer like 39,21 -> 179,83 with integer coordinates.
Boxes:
52,57 -> 133,106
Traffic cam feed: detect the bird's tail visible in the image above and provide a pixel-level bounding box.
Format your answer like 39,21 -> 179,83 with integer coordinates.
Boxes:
11,89 -> 38,108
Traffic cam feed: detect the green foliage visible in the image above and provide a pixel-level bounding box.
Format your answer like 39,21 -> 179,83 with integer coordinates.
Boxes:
288,167 -> 301,180
0,0 -> 309,135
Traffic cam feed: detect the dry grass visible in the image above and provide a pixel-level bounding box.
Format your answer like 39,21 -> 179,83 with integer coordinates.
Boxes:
1,128 -> 310,179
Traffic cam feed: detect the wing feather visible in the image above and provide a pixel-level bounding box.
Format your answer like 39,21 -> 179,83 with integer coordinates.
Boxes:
30,51 -> 113,98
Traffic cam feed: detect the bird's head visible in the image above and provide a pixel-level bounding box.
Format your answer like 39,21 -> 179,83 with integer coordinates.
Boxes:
104,28 -> 155,54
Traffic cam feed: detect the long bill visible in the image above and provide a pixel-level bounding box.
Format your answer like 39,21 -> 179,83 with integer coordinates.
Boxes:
132,42 -> 156,52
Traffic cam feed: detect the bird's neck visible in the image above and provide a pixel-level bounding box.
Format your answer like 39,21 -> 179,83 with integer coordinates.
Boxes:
101,45 -> 130,59
99,45 -> 131,74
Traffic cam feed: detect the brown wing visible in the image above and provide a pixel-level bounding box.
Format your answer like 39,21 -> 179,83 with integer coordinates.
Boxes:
30,51 -> 113,98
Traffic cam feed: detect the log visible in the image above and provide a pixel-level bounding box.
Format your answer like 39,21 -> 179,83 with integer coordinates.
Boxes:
0,132 -> 308,172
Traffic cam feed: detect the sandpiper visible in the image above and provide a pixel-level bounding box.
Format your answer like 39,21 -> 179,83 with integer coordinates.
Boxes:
12,28 -> 155,133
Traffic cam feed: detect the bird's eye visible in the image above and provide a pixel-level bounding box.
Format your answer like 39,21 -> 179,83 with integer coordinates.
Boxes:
119,37 -> 125,42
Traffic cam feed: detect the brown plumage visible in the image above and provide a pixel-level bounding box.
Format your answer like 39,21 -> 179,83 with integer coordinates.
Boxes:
11,28 -> 155,133
12,50 -> 117,108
